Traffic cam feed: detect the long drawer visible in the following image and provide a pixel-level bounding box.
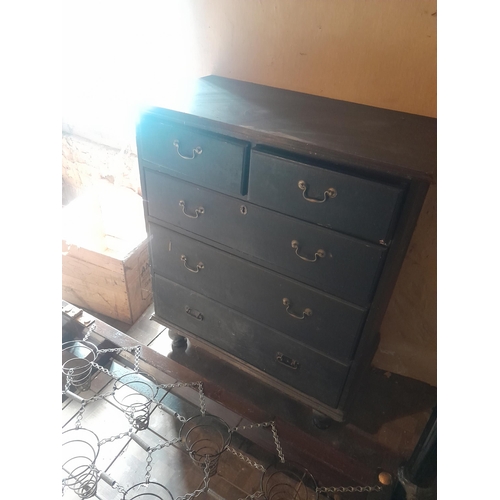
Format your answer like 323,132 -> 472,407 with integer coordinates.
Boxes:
153,273 -> 350,408
144,168 -> 387,306
138,117 -> 249,197
248,150 -> 405,244
149,223 -> 367,363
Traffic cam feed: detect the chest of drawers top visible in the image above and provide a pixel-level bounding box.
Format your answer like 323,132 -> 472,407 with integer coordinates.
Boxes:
140,75 -> 437,183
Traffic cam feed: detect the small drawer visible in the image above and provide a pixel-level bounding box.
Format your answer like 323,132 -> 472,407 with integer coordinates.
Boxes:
145,169 -> 386,306
153,274 -> 350,408
248,150 -> 405,244
149,224 -> 367,363
138,115 -> 248,197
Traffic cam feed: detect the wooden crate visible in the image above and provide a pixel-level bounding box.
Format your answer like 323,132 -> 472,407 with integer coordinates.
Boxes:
62,182 -> 152,324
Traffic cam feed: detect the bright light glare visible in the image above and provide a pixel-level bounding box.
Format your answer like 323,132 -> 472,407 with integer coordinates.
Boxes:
62,2 -> 201,146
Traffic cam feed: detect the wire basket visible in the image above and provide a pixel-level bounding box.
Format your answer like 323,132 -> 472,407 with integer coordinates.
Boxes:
112,372 -> 159,430
122,481 -> 174,499
261,461 -> 318,500
62,340 -> 99,392
179,414 -> 232,477
62,427 -> 100,499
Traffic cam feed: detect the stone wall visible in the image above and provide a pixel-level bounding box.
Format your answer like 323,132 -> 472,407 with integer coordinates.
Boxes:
374,184 -> 437,386
62,132 -> 140,206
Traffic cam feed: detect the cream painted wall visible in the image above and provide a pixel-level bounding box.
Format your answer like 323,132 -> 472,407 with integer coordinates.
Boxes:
188,0 -> 437,117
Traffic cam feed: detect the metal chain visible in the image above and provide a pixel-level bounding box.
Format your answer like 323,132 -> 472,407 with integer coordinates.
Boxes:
90,361 -> 117,378
175,459 -> 211,500
96,347 -> 126,355
74,401 -> 87,428
233,420 -> 273,432
124,406 -> 137,426
227,447 -> 266,472
144,438 -> 182,484
145,450 -> 153,484
62,370 -> 74,394
157,381 -> 207,420
134,346 -> 142,372
233,421 -> 285,463
267,422 -> 285,463
97,345 -> 142,372
98,429 -> 133,446
174,412 -> 187,423
99,470 -> 128,496
150,437 -> 182,452
63,386 -> 116,431
196,382 -> 206,416
82,323 -> 96,342
86,390 -> 116,403
71,390 -> 117,406
152,396 -> 187,423
112,481 -> 128,496
237,491 -> 265,500
316,485 -> 383,494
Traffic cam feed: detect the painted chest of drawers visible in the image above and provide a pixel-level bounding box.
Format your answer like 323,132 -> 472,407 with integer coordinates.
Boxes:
136,76 -> 436,422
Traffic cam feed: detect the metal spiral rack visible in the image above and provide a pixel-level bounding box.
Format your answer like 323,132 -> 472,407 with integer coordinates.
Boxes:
62,325 -> 390,499
62,427 -> 101,499
112,372 -> 159,431
180,414 -> 232,478
261,461 -> 318,500
62,340 -> 99,392
121,481 -> 175,500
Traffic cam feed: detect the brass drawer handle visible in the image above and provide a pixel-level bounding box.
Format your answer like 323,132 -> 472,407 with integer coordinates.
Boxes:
173,139 -> 203,160
298,180 -> 336,203
180,255 -> 204,273
179,200 -> 204,219
291,240 -> 325,262
282,298 -> 312,320
276,352 -> 299,370
185,306 -> 203,321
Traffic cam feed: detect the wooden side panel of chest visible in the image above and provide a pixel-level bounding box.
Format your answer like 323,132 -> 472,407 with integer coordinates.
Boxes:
136,76 -> 435,422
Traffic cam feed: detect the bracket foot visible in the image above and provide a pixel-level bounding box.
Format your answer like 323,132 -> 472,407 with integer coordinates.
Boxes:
168,330 -> 187,348
312,410 -> 334,429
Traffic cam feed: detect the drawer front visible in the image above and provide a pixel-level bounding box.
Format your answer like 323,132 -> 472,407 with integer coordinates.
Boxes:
138,116 -> 248,197
248,150 -> 404,244
145,169 -> 386,306
149,223 -> 367,363
153,274 -> 350,408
